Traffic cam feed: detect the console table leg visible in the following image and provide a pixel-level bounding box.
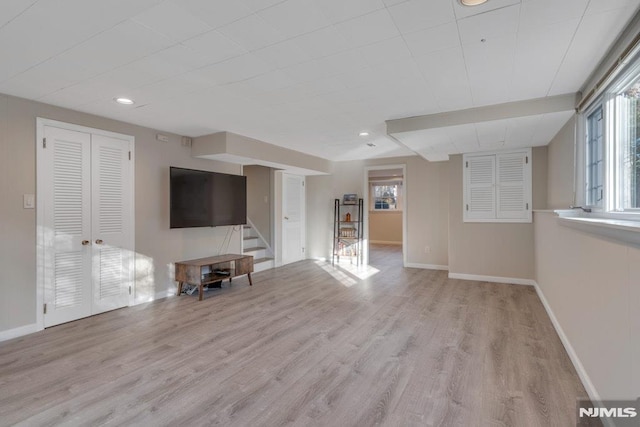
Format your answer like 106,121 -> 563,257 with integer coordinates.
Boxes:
177,281 -> 184,296
198,284 -> 204,301
248,273 -> 253,286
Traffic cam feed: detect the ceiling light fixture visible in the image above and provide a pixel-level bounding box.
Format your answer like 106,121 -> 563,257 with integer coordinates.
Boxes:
359,131 -> 369,137
114,97 -> 134,105
460,0 -> 488,6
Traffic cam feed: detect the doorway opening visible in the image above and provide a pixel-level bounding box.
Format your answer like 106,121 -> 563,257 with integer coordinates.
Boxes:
363,165 -> 406,266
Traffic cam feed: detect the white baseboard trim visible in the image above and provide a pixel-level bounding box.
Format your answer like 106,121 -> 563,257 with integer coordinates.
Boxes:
533,281 -> 601,406
448,272 -> 535,286
405,263 -> 449,271
154,289 -> 176,301
0,323 -> 40,342
370,240 -> 402,245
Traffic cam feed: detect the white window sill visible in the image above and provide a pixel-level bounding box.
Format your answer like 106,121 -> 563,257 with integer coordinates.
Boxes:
554,210 -> 640,246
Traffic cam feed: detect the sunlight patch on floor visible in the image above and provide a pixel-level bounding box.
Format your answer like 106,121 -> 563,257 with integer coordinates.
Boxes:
315,260 -> 380,287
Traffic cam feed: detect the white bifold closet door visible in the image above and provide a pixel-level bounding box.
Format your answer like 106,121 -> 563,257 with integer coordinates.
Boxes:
41,124 -> 133,327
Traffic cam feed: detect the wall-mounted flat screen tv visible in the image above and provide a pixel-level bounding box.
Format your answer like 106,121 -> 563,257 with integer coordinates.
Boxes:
170,167 -> 247,228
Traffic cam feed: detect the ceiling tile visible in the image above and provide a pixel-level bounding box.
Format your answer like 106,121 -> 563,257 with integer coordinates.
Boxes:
475,119 -> 507,147
52,20 -> 174,77
510,19 -> 579,100
453,0 -> 520,20
463,35 -> 517,106
457,3 -> 520,43
292,26 -> 348,60
181,30 -> 247,64
414,46 -> 473,112
504,115 -> 541,146
520,0 -> 588,27
242,0 -> 284,13
549,8 -> 631,95
244,70 -> 297,91
356,37 -> 412,67
313,0 -> 385,24
218,14 -> 287,51
253,39 -> 312,68
387,0 -> 455,34
258,0 -> 332,39
131,1 -> 212,42
334,10 -> 400,49
190,53 -> 276,86
0,0 -> 38,27
586,0 -> 640,14
178,0 -> 253,29
402,22 -> 460,57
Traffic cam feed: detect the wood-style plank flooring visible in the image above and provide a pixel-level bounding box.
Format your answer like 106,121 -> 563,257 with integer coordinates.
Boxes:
0,245 -> 595,426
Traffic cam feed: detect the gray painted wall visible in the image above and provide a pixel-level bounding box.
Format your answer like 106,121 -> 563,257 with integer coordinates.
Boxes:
0,94 -> 241,335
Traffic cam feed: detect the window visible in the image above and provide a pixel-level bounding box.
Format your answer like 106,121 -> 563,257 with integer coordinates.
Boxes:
370,182 -> 402,210
581,57 -> 640,213
463,149 -> 532,223
585,106 -> 604,207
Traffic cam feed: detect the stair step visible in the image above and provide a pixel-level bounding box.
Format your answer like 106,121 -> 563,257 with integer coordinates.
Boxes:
254,257 -> 274,264
244,246 -> 266,253
243,236 -> 258,241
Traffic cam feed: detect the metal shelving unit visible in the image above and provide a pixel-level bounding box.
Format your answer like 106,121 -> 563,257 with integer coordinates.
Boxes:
332,198 -> 363,265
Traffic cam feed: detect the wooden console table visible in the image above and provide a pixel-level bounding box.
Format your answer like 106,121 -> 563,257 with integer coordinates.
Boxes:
175,254 -> 253,301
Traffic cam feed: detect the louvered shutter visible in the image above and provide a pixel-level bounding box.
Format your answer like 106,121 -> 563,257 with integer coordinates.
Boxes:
91,134 -> 132,314
43,126 -> 93,327
463,149 -> 532,223
464,155 -> 496,220
497,152 -> 531,221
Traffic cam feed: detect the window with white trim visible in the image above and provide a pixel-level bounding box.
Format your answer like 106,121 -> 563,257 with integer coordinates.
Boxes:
463,148 -> 532,223
370,182 -> 402,210
581,56 -> 640,213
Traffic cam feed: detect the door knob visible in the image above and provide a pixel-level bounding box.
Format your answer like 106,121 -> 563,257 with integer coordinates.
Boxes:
82,240 -> 90,246
95,239 -> 103,244
284,216 -> 289,220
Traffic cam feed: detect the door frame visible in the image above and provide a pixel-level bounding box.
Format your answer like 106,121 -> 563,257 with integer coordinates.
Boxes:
362,164 -> 407,267
36,118 -> 135,330
275,171 -> 306,266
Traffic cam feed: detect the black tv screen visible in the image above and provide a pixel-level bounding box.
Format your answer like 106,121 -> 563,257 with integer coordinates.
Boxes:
170,167 -> 246,228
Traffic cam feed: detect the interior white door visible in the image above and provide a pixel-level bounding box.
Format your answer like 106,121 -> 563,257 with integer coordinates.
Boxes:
42,126 -> 93,327
40,121 -> 134,327
282,173 -> 305,265
91,134 -> 133,314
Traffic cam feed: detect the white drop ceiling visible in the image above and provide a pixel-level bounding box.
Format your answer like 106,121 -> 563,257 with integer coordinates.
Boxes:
0,0 -> 638,162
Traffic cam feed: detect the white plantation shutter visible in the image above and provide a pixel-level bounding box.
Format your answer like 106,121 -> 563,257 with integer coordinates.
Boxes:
465,155 -> 496,220
464,149 -> 532,223
497,152 -> 531,220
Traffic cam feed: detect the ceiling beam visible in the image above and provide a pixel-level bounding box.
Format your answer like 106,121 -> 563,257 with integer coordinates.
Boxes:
386,93 -> 579,135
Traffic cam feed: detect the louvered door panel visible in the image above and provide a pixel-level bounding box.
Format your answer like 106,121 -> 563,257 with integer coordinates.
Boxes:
465,156 -> 496,220
43,126 -> 92,327
497,152 -> 530,220
91,134 -> 132,313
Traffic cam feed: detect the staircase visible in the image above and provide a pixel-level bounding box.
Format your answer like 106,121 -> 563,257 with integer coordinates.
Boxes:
243,222 -> 274,272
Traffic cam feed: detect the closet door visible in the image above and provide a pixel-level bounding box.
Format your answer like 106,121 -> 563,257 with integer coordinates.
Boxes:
43,126 -> 93,327
91,134 -> 133,314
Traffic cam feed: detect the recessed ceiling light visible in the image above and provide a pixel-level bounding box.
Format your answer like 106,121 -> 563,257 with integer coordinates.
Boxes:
359,131 -> 369,137
114,97 -> 134,105
460,0 -> 488,5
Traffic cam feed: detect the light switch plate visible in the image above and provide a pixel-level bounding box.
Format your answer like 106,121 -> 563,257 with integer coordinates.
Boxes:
24,194 -> 35,209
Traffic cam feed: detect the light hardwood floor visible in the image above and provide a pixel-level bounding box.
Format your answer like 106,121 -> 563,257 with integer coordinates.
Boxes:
0,245 -> 597,426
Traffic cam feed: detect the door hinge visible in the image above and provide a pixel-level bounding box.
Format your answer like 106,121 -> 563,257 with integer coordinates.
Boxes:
43,303 -> 47,314
302,181 -> 304,187
43,138 -> 47,149
466,204 -> 469,211
302,247 -> 305,253
128,151 -> 131,160
129,286 -> 132,295
526,202 -> 529,210
465,161 -> 468,168
525,156 -> 529,164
